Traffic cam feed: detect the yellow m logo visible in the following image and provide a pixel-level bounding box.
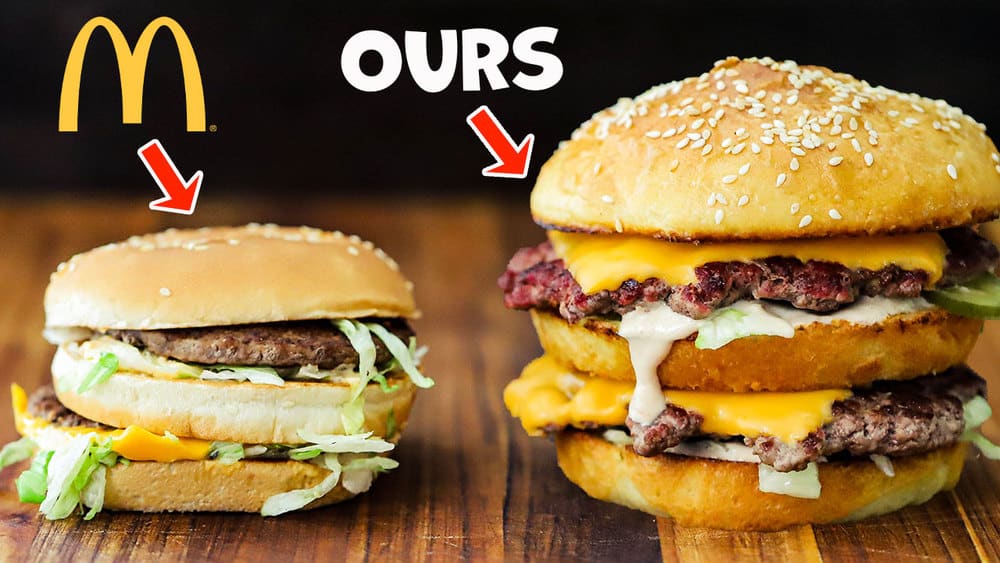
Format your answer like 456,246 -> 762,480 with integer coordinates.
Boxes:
59,16 -> 206,132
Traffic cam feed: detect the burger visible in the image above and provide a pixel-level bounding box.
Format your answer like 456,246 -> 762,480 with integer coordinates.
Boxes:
0,224 -> 433,518
499,56 -> 1000,530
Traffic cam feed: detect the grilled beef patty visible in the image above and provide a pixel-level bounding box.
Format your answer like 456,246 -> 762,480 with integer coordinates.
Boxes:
499,227 -> 998,321
106,319 -> 414,369
620,367 -> 986,471
27,385 -> 107,429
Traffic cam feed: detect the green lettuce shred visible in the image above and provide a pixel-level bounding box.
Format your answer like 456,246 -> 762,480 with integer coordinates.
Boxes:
261,454 -> 343,516
77,353 -> 119,393
757,462 -> 821,499
0,437 -> 36,469
201,366 -> 285,386
16,450 -> 52,503
694,304 -> 795,350
20,435 -> 120,520
961,396 -> 1000,459
209,442 -> 245,465
365,323 -> 434,389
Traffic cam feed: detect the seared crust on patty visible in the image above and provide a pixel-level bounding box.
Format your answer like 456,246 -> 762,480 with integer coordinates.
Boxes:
106,319 -> 413,369
530,308 -> 983,392
27,384 -> 106,429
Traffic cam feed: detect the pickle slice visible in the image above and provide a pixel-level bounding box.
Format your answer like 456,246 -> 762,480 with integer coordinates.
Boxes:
926,274 -> 1000,319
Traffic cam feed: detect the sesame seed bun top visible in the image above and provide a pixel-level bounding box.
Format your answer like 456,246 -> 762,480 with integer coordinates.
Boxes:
531,56 -> 1000,241
45,224 -> 418,330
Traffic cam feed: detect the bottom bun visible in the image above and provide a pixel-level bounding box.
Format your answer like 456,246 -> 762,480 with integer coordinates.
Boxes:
555,431 -> 966,531
102,458 -> 361,513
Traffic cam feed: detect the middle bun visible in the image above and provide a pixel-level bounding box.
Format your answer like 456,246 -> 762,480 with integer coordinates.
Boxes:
531,308 -> 981,392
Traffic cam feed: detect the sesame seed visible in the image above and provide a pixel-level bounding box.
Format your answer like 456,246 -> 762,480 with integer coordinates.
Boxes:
947,164 -> 958,180
790,203 -> 801,214
992,153 -> 999,164
716,193 -> 728,205
911,103 -> 925,113
791,147 -> 806,156
714,209 -> 725,224
645,130 -> 660,138
864,152 -> 874,166
676,138 -> 690,149
159,287 -> 172,297
688,132 -> 702,140
691,138 -> 706,149
829,156 -> 844,166
661,128 -> 677,138
735,82 -> 749,95
722,174 -> 738,184
738,195 -> 749,207
670,159 -> 680,171
829,209 -> 842,220
751,143 -> 761,154
594,163 -> 602,174
798,215 -> 813,228
888,110 -> 900,117
731,143 -> 746,155
787,95 -> 799,105
601,195 -> 614,203
738,163 -> 750,175
995,165 -> 1000,174
776,173 -> 787,187
692,118 -> 706,129
760,136 -> 775,145
347,246 -> 360,256
851,139 -> 862,152
790,158 -> 800,171
701,144 -> 713,155
707,193 -> 717,206
615,218 -> 624,232
849,117 -> 858,131
716,80 -> 726,90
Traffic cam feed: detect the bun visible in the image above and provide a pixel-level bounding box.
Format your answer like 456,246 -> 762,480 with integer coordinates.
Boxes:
51,346 -> 415,443
531,57 -> 1000,241
556,430 -> 966,531
45,224 -> 417,330
531,308 -> 982,392
103,459 -> 363,513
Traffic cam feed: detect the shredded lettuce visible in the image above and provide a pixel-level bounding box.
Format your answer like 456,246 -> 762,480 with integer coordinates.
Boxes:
201,366 -> 285,386
16,450 -> 52,503
870,454 -> 895,477
77,352 -> 119,393
288,430 -> 394,460
0,437 -> 36,469
961,396 -> 1000,459
758,462 -> 821,499
83,337 -> 199,379
341,455 -> 399,493
365,323 -> 434,389
261,454 -> 343,516
385,408 -> 398,440
334,320 -> 378,398
695,303 -> 795,350
24,435 -> 120,520
210,442 -> 245,465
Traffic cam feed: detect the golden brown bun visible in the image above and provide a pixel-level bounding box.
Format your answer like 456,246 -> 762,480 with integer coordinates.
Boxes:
102,459 -> 361,513
532,57 -> 1000,241
45,224 -> 417,330
51,346 -> 415,443
556,431 -> 966,531
531,308 -> 982,391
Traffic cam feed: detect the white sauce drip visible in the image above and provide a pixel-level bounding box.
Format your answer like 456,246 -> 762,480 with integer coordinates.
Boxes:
618,296 -> 933,425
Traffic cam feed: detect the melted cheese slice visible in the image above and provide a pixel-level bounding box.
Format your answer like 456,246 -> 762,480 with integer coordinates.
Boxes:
548,230 -> 947,294
11,384 -> 212,462
503,357 -> 850,444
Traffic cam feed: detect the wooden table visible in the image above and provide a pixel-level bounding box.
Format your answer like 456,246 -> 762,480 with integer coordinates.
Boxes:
0,197 -> 998,561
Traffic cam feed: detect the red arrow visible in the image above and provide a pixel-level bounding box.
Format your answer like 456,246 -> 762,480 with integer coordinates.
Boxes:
138,139 -> 203,215
466,105 -> 534,179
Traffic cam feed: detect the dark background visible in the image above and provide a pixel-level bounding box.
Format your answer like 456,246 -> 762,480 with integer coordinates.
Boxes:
0,0 -> 997,200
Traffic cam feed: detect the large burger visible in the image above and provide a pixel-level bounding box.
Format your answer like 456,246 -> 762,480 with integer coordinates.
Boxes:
0,224 -> 433,518
500,56 -> 1000,530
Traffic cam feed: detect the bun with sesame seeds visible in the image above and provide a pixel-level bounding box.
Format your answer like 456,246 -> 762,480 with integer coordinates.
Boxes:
44,224 -> 418,330
500,56 -> 1000,530
531,56 -> 1000,240
4,225 -> 434,519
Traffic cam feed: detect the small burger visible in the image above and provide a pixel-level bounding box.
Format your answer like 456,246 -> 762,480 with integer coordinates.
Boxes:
0,224 -> 433,518
500,56 -> 1000,530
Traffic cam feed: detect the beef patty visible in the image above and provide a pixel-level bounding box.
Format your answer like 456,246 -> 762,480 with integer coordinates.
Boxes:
499,227 -> 998,321
27,385 -> 107,429
620,366 -> 986,471
107,319 -> 414,369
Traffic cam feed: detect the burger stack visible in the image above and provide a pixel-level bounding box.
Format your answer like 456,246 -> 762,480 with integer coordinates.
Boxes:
500,57 -> 1000,530
0,224 -> 433,518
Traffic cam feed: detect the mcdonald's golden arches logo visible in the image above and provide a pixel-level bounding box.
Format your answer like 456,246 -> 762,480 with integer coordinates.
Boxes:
59,16 -> 206,132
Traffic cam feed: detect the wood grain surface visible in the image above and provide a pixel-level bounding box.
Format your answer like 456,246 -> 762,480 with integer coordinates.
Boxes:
0,197 -> 998,562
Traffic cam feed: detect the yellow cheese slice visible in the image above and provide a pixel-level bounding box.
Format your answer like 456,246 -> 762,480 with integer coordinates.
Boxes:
548,230 -> 947,294
11,384 -> 212,462
503,357 -> 849,444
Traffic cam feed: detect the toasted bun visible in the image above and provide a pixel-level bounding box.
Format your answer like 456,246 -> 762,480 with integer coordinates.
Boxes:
532,57 -> 1000,241
45,224 -> 417,330
556,431 -> 966,531
531,307 -> 982,392
103,458 -> 361,513
51,346 -> 415,443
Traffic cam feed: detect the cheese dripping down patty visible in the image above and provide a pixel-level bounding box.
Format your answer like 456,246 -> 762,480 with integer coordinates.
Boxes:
548,230 -> 948,294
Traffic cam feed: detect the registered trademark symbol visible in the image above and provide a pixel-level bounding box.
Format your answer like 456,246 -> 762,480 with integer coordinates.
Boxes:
209,124 -> 218,132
